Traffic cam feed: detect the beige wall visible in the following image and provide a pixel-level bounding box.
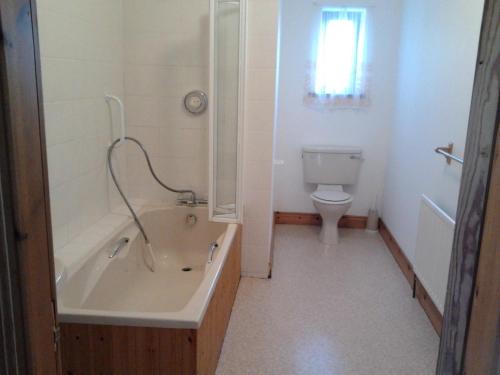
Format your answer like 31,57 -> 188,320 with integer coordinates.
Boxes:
123,0 -> 210,205
37,0 -> 125,250
38,0 -> 280,279
241,0 -> 280,278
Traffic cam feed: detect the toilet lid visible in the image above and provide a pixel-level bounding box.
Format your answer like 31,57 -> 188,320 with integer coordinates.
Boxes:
313,190 -> 351,202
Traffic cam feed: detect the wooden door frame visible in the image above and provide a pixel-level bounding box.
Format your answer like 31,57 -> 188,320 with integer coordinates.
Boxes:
0,0 -> 60,374
437,0 -> 500,374
463,98 -> 500,375
0,75 -> 27,375
0,0 -> 497,374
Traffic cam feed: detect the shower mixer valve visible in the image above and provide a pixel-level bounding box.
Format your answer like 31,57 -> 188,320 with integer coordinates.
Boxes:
176,195 -> 208,207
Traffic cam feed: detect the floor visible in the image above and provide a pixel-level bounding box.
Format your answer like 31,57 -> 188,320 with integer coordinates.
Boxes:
216,225 -> 439,375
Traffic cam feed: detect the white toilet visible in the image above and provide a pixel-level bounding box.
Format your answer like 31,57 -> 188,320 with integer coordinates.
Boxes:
302,146 -> 363,245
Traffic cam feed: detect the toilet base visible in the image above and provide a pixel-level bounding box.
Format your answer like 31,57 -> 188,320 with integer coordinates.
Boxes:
319,222 -> 339,245
312,197 -> 352,245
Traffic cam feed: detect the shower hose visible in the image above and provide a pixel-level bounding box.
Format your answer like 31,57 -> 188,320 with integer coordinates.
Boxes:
107,137 -> 197,272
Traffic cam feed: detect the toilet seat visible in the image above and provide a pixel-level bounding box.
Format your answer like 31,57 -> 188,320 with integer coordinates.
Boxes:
311,190 -> 352,204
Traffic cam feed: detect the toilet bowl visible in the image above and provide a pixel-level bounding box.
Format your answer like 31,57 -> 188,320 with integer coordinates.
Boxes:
311,186 -> 352,245
302,145 -> 362,244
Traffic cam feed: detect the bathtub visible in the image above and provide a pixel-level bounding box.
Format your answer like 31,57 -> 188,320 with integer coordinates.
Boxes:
58,206 -> 240,329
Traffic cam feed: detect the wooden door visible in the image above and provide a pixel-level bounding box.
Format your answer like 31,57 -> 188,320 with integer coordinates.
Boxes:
0,0 -> 61,374
437,0 -> 500,374
463,105 -> 500,375
0,83 -> 27,375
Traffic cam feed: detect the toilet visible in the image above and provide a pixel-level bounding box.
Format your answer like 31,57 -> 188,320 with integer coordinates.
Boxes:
302,146 -> 363,245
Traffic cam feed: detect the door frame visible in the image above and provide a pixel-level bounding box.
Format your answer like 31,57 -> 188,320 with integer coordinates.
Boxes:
0,0 -> 60,374
0,0 -> 498,374
437,0 -> 500,374
0,74 -> 27,375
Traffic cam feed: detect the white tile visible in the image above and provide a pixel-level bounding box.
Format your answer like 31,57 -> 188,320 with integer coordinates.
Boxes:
171,157 -> 208,191
37,9 -> 75,59
247,0 -> 279,37
241,244 -> 271,276
244,100 -> 276,132
47,141 -> 79,188
125,65 -> 180,97
124,0 -> 182,34
178,66 -> 209,93
242,217 -> 272,248
125,96 -> 173,127
44,101 -> 76,146
38,0 -> 125,252
77,136 -> 105,175
52,224 -> 68,250
170,128 -> 208,159
127,126 -> 161,156
246,68 -> 277,101
247,35 -> 277,69
245,130 -> 274,162
243,189 -> 272,220
243,160 -> 273,191
125,32 -> 171,66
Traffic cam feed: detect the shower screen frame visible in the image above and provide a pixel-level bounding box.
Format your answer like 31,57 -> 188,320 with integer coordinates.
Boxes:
208,0 -> 246,223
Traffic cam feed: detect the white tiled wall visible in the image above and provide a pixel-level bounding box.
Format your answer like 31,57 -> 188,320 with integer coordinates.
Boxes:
241,0 -> 279,278
37,0 -> 126,250
37,0 -> 280,276
123,0 -> 210,205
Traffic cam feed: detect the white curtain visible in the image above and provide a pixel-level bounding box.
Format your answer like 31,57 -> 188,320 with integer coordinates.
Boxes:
305,8 -> 370,110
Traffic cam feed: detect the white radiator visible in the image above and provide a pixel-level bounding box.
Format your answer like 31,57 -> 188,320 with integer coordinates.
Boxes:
414,195 -> 456,314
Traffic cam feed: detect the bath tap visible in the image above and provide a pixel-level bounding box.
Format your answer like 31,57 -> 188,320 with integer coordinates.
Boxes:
208,241 -> 219,264
176,196 -> 208,207
109,237 -> 130,259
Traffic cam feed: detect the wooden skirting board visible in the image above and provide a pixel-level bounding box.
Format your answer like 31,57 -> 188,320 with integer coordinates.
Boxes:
274,212 -> 368,229
379,220 -> 443,335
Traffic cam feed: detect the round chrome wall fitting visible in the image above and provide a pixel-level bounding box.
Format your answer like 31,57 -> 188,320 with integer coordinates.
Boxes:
184,90 -> 208,114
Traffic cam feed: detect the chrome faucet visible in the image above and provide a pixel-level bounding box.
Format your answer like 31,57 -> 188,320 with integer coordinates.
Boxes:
208,241 -> 219,264
109,237 -> 129,259
176,196 -> 208,207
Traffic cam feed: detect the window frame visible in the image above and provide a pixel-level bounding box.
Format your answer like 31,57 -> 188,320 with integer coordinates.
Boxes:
313,7 -> 367,98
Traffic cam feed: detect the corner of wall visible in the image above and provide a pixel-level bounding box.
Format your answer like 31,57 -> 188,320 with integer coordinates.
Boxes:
241,0 -> 280,278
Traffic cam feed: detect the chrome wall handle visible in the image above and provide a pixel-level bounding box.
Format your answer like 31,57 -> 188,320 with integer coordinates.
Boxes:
109,237 -> 130,259
208,241 -> 219,264
435,143 -> 464,165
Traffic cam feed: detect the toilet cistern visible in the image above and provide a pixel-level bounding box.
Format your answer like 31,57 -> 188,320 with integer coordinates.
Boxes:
302,146 -> 363,245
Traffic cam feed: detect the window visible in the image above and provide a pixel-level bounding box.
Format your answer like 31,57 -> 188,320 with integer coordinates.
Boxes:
314,8 -> 367,98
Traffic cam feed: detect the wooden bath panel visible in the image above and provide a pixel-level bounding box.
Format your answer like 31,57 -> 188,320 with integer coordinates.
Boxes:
61,226 -> 241,375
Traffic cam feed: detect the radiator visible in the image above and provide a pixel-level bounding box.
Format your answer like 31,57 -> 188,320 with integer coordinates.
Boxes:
414,195 -> 456,314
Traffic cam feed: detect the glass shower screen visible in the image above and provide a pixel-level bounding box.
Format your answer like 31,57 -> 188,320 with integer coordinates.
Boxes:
209,0 -> 244,222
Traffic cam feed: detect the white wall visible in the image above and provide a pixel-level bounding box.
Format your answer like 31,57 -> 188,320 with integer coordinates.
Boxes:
241,0 -> 280,278
274,0 -> 402,216
381,0 -> 484,262
37,0 -> 125,250
123,0 -> 210,205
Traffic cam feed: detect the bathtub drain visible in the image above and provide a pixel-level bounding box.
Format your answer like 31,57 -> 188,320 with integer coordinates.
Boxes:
182,267 -> 193,272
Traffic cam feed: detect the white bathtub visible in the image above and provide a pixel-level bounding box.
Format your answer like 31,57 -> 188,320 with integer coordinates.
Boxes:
57,206 -> 237,329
